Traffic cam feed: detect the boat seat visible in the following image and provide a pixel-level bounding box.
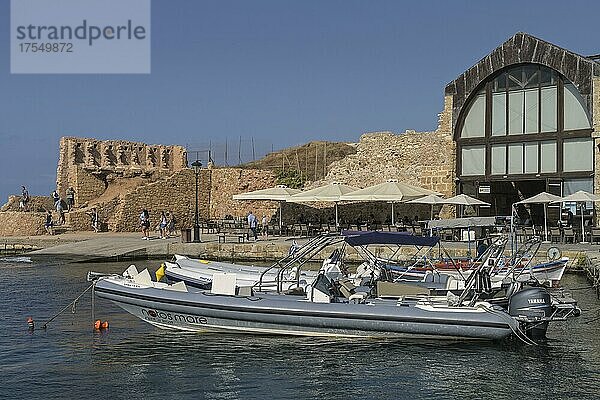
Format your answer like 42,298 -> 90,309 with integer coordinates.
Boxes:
376,281 -> 430,298
337,278 -> 356,298
349,291 -> 368,304
236,286 -> 253,296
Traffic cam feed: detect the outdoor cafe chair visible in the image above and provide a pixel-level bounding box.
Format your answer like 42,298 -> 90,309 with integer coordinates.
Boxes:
550,227 -> 562,244
563,227 -> 576,244
590,227 -> 600,244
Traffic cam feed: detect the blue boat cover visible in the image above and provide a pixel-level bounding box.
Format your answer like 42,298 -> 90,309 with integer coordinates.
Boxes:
342,230 -> 440,247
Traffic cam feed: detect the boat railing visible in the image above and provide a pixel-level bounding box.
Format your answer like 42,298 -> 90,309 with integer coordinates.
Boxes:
502,237 -> 541,282
457,235 -> 510,305
457,235 -> 545,306
254,233 -> 345,293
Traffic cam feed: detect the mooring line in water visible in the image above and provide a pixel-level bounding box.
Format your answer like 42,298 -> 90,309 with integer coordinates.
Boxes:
39,283 -> 95,330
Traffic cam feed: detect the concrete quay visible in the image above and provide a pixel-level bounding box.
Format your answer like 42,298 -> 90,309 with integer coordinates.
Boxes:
1,231 -> 598,267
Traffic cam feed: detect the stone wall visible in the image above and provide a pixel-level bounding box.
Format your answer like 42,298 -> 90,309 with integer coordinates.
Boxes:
0,195 -> 54,213
209,168 -> 278,221
0,212 -> 46,236
326,130 -> 455,194
324,126 -> 456,220
114,169 -> 209,232
56,137 -> 188,204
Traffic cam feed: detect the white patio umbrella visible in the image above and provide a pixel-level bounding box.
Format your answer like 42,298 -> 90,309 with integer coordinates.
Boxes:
232,185 -> 301,229
406,194 -> 446,220
552,190 -> 600,243
288,182 -> 359,227
444,194 -> 490,217
339,179 -> 440,225
516,192 -> 562,242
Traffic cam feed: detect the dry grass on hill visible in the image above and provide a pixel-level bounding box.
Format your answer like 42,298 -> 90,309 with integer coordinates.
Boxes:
239,141 -> 356,183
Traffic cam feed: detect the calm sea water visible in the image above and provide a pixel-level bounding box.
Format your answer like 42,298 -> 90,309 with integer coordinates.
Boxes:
1,257 -> 600,399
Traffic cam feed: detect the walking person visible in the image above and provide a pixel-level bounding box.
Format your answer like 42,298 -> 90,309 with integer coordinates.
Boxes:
247,211 -> 258,241
20,186 -> 30,211
140,209 -> 150,240
57,201 -> 65,225
86,207 -> 99,232
261,215 -> 269,239
167,212 -> 176,237
159,211 -> 168,239
44,210 -> 53,235
51,190 -> 60,208
66,187 -> 75,211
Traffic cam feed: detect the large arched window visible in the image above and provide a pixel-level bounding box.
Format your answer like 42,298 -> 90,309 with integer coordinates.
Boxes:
457,64 -> 593,179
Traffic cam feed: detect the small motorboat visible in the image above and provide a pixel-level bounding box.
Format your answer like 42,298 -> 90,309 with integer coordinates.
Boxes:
164,235 -> 347,290
346,232 -> 567,292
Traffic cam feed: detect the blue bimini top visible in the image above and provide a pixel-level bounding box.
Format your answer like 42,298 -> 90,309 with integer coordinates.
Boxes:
341,230 -> 440,247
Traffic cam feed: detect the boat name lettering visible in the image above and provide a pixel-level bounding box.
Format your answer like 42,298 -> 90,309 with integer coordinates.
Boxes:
141,309 -> 207,324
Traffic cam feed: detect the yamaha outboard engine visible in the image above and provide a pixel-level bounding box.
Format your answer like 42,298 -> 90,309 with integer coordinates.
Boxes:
508,287 -> 552,339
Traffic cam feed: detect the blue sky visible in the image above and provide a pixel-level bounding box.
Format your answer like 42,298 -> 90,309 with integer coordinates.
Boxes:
1,0 -> 600,201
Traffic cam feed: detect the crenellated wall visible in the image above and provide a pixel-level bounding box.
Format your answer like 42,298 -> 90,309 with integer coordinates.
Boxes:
56,137 -> 188,205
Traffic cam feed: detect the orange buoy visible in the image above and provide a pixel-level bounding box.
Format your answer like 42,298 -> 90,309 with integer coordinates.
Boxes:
94,320 -> 101,330
100,321 -> 109,329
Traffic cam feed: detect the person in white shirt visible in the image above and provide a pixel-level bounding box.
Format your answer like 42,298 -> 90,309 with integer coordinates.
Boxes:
261,215 -> 269,239
247,211 -> 258,241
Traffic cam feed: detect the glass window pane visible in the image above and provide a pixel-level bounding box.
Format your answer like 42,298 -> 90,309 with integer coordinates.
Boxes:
491,93 -> 506,136
524,142 -> 538,174
540,67 -> 556,87
491,145 -> 506,175
540,141 -> 557,173
508,67 -> 523,90
494,74 -> 506,92
564,178 -> 594,195
508,91 -> 524,134
563,138 -> 593,172
523,65 -> 539,88
524,89 -> 538,134
564,178 -> 594,210
564,83 -> 591,131
540,87 -> 557,132
461,146 -> 485,176
460,93 -> 486,138
508,144 -> 523,174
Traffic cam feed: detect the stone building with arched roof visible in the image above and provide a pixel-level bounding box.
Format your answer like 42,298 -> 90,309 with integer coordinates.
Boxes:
445,32 -> 600,225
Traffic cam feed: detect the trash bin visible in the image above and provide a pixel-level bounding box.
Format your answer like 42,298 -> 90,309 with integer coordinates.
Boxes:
181,228 -> 192,243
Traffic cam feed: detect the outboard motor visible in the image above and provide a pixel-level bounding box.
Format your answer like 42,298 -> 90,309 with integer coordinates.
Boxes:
508,287 -> 553,339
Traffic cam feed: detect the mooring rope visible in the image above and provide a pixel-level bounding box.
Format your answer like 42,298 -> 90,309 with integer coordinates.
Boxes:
41,282 -> 95,329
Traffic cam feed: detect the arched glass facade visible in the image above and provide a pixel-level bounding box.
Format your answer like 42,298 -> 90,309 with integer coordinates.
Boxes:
458,64 -> 593,179
455,64 -> 594,217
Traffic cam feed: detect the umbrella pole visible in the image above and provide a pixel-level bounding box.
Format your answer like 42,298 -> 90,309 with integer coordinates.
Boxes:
279,201 -> 283,231
391,202 -> 395,225
335,202 -> 339,229
510,202 -> 515,257
543,203 -> 549,243
581,202 -> 587,243
430,204 -> 434,237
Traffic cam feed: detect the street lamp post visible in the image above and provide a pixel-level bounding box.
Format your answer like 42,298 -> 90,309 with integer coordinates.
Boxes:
191,160 -> 202,242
